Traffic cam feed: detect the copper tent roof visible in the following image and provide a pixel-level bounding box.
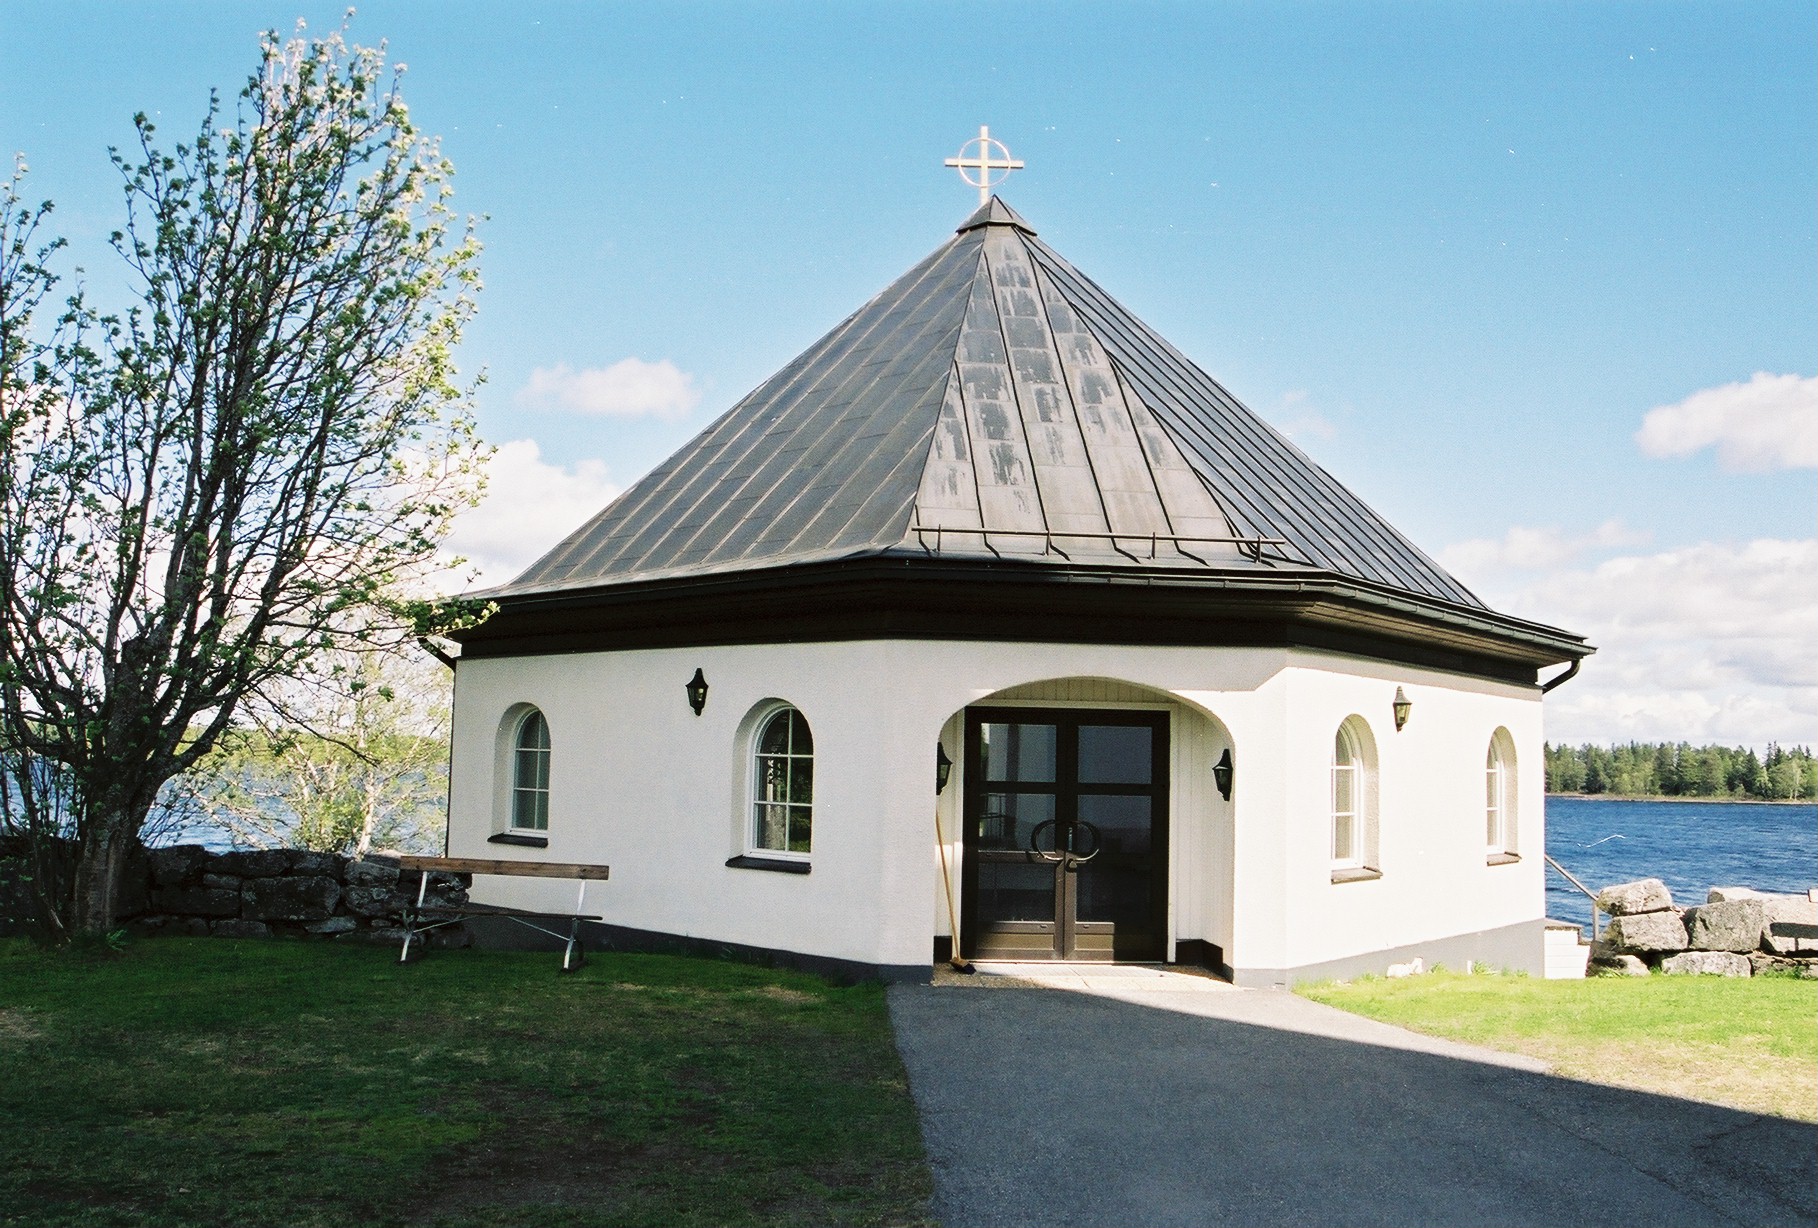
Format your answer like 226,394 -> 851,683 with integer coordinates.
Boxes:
488,199 -> 1517,623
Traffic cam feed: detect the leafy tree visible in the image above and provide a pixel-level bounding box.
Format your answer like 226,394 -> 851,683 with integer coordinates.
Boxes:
1582,746 -> 1611,795
1728,748 -> 1766,798
1768,756 -> 1809,801
1653,743 -> 1680,796
181,649 -> 451,856
1545,740 -> 1816,801
1545,743 -> 1586,793
1687,746 -> 1725,797
0,23 -> 484,936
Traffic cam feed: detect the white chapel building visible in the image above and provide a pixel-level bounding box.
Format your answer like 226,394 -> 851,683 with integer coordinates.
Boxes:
444,197 -> 1590,985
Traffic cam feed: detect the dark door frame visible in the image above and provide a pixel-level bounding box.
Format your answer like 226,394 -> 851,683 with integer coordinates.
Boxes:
960,706 -> 1170,962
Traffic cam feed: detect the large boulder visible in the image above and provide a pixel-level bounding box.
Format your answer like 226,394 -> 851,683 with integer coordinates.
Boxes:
1687,898 -> 1768,952
425,875 -> 469,907
1750,953 -> 1818,979
1595,878 -> 1674,916
1588,954 -> 1650,977
303,916 -> 359,935
1660,950 -> 1752,977
344,859 -> 401,888
1708,886 -> 1769,903
210,849 -> 291,879
342,884 -> 407,918
285,850 -> 343,879
1762,897 -> 1818,956
147,844 -> 210,888
149,886 -> 242,918
246,875 -> 340,923
1603,910 -> 1688,953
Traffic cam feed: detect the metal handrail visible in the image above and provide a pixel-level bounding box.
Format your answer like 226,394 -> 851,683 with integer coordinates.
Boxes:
1544,853 -> 1601,943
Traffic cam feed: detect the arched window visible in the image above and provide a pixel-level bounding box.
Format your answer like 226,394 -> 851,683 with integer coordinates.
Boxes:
1486,728 -> 1517,859
1332,723 -> 1363,867
751,705 -> 813,855
512,709 -> 551,831
1331,716 -> 1380,879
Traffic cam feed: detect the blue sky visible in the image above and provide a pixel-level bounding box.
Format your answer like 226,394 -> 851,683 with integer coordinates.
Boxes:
4,2 -> 1814,746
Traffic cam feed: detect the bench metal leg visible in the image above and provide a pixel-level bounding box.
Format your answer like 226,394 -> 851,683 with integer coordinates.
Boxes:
562,922 -> 586,973
561,879 -> 588,972
399,871 -> 432,964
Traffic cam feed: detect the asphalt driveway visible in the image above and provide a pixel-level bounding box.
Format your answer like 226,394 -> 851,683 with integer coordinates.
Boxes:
888,969 -> 1817,1228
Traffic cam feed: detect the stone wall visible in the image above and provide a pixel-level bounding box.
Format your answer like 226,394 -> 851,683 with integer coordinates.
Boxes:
125,845 -> 470,945
1588,879 -> 1817,977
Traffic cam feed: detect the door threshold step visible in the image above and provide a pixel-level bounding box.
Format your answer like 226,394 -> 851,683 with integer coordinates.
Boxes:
953,962 -> 1236,989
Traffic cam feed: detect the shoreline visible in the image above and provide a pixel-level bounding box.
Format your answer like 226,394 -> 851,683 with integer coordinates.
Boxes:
1547,793 -> 1818,807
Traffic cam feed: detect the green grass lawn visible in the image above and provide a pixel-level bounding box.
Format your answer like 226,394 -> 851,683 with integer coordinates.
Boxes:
0,938 -> 933,1228
1300,971 -> 1818,1122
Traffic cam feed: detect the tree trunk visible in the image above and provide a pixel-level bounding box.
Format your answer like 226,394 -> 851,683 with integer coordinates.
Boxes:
72,814 -> 140,934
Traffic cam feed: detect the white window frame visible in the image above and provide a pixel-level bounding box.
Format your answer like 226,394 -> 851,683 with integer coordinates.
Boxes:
1331,722 -> 1363,870
1485,728 -> 1518,861
1330,715 -> 1381,881
747,703 -> 813,860
510,708 -> 551,833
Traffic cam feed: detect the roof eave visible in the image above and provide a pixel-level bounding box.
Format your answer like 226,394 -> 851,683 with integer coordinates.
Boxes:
454,555 -> 1591,674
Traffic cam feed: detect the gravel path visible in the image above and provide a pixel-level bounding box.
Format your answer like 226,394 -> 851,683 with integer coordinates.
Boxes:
889,966 -> 1817,1227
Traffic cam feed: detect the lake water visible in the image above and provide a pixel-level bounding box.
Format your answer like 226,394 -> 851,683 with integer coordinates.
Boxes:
1544,796 -> 1817,929
150,792 -> 1816,931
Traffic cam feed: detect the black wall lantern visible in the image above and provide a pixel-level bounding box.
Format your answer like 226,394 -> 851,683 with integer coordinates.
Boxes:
685,668 -> 709,716
1212,748 -> 1234,801
935,743 -> 953,795
1392,686 -> 1412,732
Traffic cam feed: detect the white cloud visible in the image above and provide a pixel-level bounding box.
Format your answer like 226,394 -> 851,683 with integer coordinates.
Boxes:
441,439 -> 621,588
1273,389 -> 1337,443
1636,372 -> 1818,471
515,358 -> 701,419
1438,520 -> 1650,580
1464,535 -> 1818,747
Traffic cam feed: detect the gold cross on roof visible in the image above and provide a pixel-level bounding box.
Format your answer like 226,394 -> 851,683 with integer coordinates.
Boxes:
945,125 -> 1024,206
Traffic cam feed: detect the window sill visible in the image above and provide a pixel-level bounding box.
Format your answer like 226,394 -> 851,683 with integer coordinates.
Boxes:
1331,866 -> 1383,884
726,854 -> 811,875
489,832 -> 549,848
1486,852 -> 1521,866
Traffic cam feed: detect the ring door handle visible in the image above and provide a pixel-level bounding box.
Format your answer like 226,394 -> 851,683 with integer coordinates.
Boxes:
1068,819 -> 1102,864
1027,818 -> 1065,863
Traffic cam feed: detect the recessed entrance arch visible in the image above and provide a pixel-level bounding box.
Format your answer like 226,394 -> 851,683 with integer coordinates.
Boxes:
961,706 -> 1169,961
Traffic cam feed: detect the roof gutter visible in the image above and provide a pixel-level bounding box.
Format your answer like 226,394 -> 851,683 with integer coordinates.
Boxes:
418,637 -> 459,671
1539,658 -> 1582,693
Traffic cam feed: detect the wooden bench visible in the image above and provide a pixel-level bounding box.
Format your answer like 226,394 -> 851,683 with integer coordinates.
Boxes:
395,856 -> 611,972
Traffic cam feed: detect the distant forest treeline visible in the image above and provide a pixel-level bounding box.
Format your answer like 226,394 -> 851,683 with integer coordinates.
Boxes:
1545,742 -> 1818,801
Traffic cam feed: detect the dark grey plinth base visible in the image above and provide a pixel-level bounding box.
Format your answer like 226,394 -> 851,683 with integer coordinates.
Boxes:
1233,918 -> 1547,988
459,912 -> 929,985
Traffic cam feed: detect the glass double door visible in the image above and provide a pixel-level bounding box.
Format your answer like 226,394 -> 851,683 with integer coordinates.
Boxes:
961,708 -> 1168,962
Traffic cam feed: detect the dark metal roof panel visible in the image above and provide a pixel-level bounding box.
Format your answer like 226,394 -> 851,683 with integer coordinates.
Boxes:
495,229 -> 986,594
488,197 -> 1486,615
1019,229 -> 1487,609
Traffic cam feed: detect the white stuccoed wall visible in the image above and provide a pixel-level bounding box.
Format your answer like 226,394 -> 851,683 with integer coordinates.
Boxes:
1263,654 -> 1546,980
447,638 -> 1545,979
